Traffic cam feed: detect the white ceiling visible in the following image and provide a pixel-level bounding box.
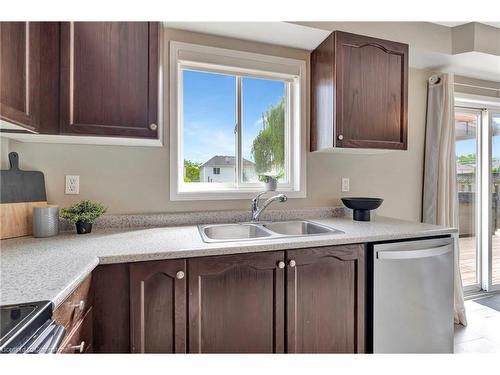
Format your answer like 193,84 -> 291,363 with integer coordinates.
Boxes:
409,49 -> 500,81
166,21 -> 500,82
432,21 -> 500,29
166,22 -> 330,50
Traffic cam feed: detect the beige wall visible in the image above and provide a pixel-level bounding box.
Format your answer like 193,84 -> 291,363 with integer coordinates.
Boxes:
0,137 -> 9,169
4,27 -> 431,221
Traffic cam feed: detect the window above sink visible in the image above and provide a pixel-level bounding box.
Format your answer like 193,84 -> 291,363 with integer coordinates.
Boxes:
169,42 -> 307,200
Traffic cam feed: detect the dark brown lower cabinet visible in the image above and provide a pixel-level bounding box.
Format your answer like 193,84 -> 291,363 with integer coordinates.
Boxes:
188,251 -> 285,353
104,245 -> 365,354
129,259 -> 187,353
286,245 -> 365,353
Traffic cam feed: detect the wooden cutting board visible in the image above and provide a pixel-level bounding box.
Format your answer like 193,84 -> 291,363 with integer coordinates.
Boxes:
0,152 -> 48,239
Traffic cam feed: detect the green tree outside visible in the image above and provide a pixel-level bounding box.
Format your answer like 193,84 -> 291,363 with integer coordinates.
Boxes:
184,160 -> 202,182
457,154 -> 476,164
251,97 -> 285,175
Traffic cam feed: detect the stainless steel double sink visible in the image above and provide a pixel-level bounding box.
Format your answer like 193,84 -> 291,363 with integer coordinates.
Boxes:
198,220 -> 343,243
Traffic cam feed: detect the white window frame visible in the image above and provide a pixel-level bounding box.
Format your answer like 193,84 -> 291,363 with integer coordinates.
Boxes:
169,41 -> 306,201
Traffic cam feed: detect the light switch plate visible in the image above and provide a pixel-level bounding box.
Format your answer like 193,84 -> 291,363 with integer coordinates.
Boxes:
341,177 -> 350,192
65,175 -> 80,195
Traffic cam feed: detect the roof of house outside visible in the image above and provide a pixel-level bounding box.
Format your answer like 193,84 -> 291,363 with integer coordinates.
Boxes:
456,162 -> 475,174
202,155 -> 255,167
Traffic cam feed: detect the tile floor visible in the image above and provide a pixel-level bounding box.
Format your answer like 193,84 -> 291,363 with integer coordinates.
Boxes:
454,297 -> 500,353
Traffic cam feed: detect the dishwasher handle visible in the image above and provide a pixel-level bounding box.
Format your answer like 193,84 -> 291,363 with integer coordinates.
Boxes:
377,244 -> 452,260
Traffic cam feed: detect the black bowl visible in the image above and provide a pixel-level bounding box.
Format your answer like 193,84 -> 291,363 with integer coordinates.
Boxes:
341,197 -> 384,221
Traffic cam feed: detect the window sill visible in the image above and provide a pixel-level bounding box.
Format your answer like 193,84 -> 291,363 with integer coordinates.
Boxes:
170,188 -> 306,201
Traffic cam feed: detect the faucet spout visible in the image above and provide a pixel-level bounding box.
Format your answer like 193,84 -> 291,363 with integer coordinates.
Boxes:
251,193 -> 287,222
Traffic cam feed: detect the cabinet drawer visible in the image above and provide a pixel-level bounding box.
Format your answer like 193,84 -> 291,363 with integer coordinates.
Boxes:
54,274 -> 93,332
58,307 -> 93,354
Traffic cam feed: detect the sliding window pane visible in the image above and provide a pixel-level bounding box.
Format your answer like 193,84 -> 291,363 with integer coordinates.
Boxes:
182,70 -> 236,184
241,77 -> 287,183
455,111 -> 480,287
492,114 -> 500,286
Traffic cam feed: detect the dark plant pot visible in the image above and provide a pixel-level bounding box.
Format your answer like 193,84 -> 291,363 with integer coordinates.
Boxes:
75,221 -> 92,234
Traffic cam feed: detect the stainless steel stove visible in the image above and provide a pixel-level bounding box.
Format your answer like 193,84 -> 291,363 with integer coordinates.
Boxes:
0,301 -> 65,354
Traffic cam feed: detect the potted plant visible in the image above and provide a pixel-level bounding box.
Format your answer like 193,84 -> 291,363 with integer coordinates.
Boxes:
258,171 -> 283,192
60,200 -> 107,234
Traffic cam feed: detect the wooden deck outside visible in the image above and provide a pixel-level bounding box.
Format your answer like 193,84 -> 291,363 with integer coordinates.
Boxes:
459,231 -> 500,286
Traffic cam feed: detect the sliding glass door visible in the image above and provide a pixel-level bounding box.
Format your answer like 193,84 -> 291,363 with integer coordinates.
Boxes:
490,113 -> 500,290
455,99 -> 500,293
455,109 -> 481,291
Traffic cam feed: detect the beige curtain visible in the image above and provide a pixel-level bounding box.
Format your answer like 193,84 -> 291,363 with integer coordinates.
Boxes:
422,73 -> 467,326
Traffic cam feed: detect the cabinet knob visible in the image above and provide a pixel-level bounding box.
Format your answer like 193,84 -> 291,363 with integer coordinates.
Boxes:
289,260 -> 296,268
72,300 -> 85,312
176,270 -> 185,280
68,341 -> 85,353
337,134 -> 344,140
149,123 -> 158,131
277,261 -> 285,269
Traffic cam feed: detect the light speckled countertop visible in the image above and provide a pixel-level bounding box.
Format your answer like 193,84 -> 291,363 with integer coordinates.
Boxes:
0,215 -> 456,307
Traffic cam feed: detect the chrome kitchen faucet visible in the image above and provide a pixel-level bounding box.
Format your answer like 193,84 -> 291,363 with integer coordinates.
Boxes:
251,192 -> 287,222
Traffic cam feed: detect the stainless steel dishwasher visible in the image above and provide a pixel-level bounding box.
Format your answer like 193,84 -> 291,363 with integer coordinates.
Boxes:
372,237 -> 454,353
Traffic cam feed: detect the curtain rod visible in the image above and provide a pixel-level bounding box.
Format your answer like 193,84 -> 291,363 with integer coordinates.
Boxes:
429,75 -> 500,92
454,81 -> 500,92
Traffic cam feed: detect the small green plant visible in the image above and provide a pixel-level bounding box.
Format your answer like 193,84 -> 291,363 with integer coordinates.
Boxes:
258,171 -> 284,183
60,200 -> 107,224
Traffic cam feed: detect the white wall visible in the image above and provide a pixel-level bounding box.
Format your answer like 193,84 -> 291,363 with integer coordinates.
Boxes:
200,166 -> 234,183
3,26 -> 433,221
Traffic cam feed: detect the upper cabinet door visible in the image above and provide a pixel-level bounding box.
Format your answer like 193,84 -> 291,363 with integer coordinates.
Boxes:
336,32 -> 408,149
188,251 -> 285,353
59,22 -> 159,138
0,22 -> 40,131
286,245 -> 365,353
311,31 -> 408,151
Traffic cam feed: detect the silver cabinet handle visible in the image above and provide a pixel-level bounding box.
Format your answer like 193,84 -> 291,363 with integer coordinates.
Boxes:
377,244 -> 452,260
72,300 -> 85,312
337,135 -> 344,140
289,260 -> 296,268
149,123 -> 158,131
277,261 -> 285,269
68,341 -> 85,353
176,270 -> 185,279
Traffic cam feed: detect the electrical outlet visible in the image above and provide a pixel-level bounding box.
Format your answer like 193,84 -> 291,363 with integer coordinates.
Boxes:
65,175 -> 80,195
341,177 -> 350,192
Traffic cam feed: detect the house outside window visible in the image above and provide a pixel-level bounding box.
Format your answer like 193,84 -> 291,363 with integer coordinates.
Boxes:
169,42 -> 306,200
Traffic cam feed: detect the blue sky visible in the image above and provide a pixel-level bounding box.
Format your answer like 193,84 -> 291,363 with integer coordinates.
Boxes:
183,70 -> 285,164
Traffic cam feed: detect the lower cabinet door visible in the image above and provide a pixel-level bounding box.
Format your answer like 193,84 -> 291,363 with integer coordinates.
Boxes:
188,251 -> 286,353
286,245 -> 365,353
129,259 -> 187,353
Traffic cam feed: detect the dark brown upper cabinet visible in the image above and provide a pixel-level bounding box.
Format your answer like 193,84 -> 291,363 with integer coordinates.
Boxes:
286,245 -> 365,353
311,31 -> 408,151
59,22 -> 159,138
188,251 -> 285,353
129,259 -> 187,353
0,22 -> 40,132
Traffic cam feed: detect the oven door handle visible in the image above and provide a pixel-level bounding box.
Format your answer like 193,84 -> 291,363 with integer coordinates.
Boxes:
25,321 -> 66,354
45,324 -> 66,354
